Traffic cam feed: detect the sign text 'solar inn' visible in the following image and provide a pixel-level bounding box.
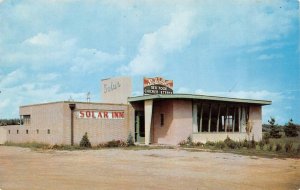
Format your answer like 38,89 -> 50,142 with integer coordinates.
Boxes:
0,76 -> 271,146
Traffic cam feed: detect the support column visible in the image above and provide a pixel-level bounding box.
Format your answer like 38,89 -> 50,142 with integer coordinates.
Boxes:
216,104 -> 220,132
238,107 -> 241,132
225,105 -> 228,132
199,104 -> 203,132
192,103 -> 198,133
233,107 -> 235,133
208,104 -> 212,132
144,100 -> 153,145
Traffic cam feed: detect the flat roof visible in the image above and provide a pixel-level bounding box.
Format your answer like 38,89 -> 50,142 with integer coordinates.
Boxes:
20,101 -> 128,108
128,94 -> 272,105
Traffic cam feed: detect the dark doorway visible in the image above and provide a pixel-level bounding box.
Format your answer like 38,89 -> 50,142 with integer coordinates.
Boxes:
135,111 -> 145,143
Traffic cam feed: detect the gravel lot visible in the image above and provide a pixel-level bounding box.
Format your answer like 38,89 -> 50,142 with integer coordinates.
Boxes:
0,146 -> 299,190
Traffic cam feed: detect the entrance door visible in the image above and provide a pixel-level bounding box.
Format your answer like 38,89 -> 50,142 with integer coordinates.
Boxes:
135,111 -> 145,143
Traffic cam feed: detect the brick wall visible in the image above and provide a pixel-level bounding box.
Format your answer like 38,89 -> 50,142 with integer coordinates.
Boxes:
5,102 -> 132,146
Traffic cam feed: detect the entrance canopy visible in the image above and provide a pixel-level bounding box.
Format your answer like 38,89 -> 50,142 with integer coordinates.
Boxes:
128,94 -> 271,105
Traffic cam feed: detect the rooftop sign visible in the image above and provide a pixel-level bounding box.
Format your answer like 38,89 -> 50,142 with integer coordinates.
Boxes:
144,77 -> 173,95
101,76 -> 132,104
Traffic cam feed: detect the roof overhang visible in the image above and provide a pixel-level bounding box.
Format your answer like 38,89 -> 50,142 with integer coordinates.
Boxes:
128,94 -> 272,105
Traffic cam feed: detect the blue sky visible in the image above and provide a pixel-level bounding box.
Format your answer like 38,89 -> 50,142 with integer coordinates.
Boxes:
0,0 -> 299,124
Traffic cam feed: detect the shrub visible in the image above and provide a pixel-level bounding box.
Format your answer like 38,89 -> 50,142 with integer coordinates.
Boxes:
224,137 -> 239,149
268,143 -> 273,151
205,141 -> 215,146
79,132 -> 92,148
215,141 -> 225,149
178,140 -> 187,146
297,144 -> 300,154
179,136 -> 194,146
258,141 -> 265,150
275,143 -> 282,152
284,142 -> 293,153
284,119 -> 298,137
195,142 -> 204,147
262,133 -> 270,144
107,140 -> 121,147
250,135 -> 256,149
268,117 -> 281,138
187,135 -> 193,145
242,139 -> 248,148
127,132 -> 135,146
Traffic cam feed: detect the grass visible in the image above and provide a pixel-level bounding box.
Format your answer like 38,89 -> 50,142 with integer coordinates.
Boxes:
180,133 -> 300,158
4,141 -> 50,150
3,134 -> 300,158
3,141 -> 174,151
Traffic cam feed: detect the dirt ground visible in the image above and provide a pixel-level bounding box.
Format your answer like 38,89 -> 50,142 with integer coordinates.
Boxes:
0,146 -> 299,190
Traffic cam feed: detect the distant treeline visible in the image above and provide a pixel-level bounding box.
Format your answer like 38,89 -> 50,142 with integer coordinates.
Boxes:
0,119 -> 21,126
262,123 -> 300,132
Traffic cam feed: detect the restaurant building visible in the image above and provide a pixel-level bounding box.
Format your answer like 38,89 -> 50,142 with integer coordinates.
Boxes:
0,77 -> 271,146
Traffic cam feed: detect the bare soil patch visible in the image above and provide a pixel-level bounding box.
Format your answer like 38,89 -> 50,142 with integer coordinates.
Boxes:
0,146 -> 299,190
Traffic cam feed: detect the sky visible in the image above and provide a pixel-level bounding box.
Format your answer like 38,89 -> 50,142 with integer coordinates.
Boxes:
0,0 -> 299,124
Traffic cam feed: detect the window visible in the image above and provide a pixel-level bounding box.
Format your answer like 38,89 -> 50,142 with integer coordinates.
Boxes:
26,130 -> 28,134
36,129 -> 39,134
196,102 -> 248,133
160,114 -> 164,126
21,115 -> 31,125
47,129 -> 50,134
17,130 -> 19,134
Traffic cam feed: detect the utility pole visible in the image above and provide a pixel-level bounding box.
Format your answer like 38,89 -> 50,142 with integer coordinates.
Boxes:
86,92 -> 90,102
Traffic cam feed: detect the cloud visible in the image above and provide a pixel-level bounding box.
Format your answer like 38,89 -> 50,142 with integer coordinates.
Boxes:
0,69 -> 26,88
2,30 -> 124,73
176,87 -> 191,94
37,73 -> 59,81
24,31 -> 58,46
0,82 -> 86,118
120,0 -> 297,76
257,54 -> 283,60
120,11 -> 197,75
246,43 -> 285,53
70,48 -> 125,73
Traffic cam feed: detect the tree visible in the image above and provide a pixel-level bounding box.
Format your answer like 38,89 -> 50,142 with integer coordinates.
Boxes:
79,132 -> 92,148
268,117 -> 281,138
284,119 -> 298,137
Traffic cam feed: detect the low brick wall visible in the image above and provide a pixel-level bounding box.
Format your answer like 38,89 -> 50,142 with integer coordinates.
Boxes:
192,132 -> 249,143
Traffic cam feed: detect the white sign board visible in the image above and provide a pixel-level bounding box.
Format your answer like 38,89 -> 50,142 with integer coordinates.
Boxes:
101,76 -> 132,104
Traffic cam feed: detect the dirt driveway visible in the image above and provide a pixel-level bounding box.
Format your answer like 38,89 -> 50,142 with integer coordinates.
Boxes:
0,146 -> 299,190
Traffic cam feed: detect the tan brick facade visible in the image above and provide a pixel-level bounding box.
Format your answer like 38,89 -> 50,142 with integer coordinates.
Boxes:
3,102 -> 133,146
1,95 -> 268,146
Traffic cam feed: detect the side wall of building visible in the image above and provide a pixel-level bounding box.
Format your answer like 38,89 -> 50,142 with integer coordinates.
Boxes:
5,103 -> 65,144
5,102 -> 132,146
152,100 -> 192,145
